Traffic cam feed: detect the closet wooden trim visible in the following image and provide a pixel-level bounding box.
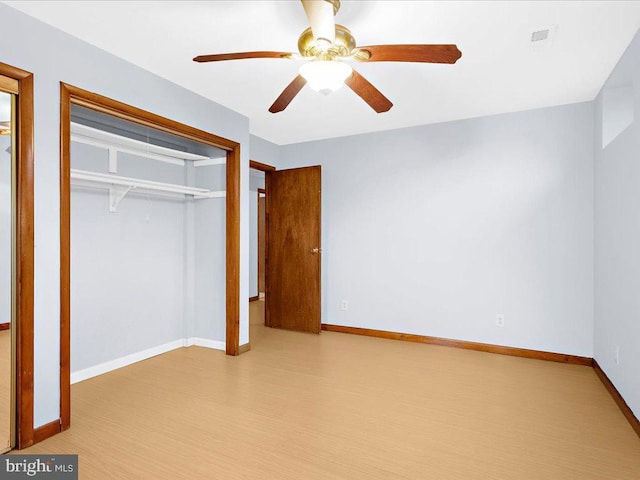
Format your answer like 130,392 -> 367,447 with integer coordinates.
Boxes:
226,146 -> 241,356
0,61 -> 35,449
33,419 -> 61,444
62,84 -> 238,152
0,75 -> 19,95
60,85 -> 71,432
59,83 -> 243,434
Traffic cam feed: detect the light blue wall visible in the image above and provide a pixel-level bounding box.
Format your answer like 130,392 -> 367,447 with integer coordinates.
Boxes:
250,134 -> 281,168
194,165 -> 227,342
594,29 -> 640,419
280,102 -> 595,357
0,3 -> 251,427
71,143 -> 188,372
70,134 -> 229,374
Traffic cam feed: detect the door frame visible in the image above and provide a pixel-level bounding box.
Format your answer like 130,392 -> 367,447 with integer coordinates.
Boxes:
249,186 -> 266,303
0,62 -> 35,449
249,161 -> 275,325
249,160 -> 276,174
59,84 -> 242,433
257,187 -> 266,302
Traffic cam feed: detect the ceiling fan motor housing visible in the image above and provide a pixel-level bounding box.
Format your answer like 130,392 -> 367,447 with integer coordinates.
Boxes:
297,24 -> 357,59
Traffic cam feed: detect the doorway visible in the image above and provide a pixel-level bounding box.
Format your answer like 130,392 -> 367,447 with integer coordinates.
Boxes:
249,161 -> 272,336
264,166 -> 322,333
248,160 -> 322,339
0,63 -> 34,450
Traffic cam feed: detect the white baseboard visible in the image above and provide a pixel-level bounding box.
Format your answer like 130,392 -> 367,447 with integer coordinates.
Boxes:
189,337 -> 226,351
71,337 -> 225,384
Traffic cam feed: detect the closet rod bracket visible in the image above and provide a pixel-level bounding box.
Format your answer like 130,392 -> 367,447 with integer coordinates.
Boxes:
109,185 -> 134,212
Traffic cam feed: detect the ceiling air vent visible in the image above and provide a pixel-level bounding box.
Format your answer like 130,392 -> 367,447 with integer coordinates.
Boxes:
531,29 -> 549,42
530,25 -> 557,50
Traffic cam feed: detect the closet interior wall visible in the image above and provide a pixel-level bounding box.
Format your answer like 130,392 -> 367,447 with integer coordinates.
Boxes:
193,154 -> 226,343
0,121 -> 9,327
70,105 -> 227,380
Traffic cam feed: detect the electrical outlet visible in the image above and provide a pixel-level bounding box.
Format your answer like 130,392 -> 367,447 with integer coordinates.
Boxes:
341,300 -> 349,311
615,345 -> 620,365
496,314 -> 505,328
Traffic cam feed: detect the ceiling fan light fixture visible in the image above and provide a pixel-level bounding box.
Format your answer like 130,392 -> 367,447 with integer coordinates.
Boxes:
299,60 -> 352,95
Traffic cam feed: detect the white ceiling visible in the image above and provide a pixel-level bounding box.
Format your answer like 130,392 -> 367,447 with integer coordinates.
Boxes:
5,1 -> 640,145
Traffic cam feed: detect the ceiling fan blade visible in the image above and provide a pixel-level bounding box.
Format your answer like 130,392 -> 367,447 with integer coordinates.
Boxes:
356,44 -> 462,64
344,69 -> 393,113
301,0 -> 336,44
193,51 -> 295,63
269,75 -> 308,113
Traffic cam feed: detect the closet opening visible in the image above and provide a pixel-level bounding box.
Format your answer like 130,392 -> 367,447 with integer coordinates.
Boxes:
60,84 -> 240,432
0,77 -> 16,454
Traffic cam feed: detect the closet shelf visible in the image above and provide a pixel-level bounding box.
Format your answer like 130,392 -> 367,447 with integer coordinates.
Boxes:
71,169 -> 225,211
71,122 -> 227,166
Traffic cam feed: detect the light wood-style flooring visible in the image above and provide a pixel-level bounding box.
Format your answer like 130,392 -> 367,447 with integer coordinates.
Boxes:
249,298 -> 265,326
21,302 -> 640,479
0,329 -> 11,452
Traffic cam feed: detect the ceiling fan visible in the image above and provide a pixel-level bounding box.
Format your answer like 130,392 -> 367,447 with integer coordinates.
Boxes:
194,0 -> 462,114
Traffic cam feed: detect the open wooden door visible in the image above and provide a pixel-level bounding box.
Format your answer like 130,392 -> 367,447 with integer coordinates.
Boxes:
265,166 -> 321,333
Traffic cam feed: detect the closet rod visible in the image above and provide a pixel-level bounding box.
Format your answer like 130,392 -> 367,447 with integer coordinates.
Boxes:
70,169 -> 226,199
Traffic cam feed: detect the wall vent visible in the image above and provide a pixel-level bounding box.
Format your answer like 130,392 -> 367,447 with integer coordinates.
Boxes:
531,29 -> 549,42
530,25 -> 557,50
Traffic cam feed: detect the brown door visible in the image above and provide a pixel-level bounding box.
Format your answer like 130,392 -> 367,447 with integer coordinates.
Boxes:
265,166 -> 321,333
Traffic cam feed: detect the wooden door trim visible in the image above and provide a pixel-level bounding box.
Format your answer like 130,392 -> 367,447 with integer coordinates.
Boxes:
0,62 -> 35,449
59,84 -> 242,434
249,160 -> 276,172
250,159 -> 272,302
257,187 -> 266,301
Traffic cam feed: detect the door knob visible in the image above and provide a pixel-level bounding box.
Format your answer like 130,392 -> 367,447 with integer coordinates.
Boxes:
311,247 -> 322,254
